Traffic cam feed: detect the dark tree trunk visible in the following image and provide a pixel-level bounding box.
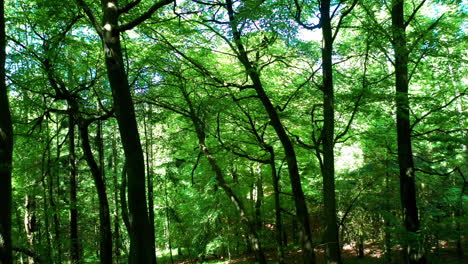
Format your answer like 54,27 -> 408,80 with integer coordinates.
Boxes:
111,136 -> 122,262
267,147 -> 285,264
100,2 -> 153,262
357,236 -> 364,258
47,134 -> 62,264
69,114 -> 81,264
384,155 -> 392,264
78,121 -> 113,264
319,1 -> 342,264
143,106 -> 157,264
163,177 -> 174,264
75,1 -> 173,260
254,168 -> 263,231
391,1 -> 426,263
120,164 -> 131,234
224,2 -> 315,262
0,3 -> 13,263
40,166 -> 52,263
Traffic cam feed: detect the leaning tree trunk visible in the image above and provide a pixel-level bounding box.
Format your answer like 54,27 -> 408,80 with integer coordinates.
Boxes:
78,121 -> 113,264
319,1 -> 342,263
391,1 -> 426,263
224,1 -> 315,262
0,1 -> 13,262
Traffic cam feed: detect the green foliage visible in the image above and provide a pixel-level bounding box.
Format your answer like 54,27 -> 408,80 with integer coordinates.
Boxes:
4,0 -> 467,263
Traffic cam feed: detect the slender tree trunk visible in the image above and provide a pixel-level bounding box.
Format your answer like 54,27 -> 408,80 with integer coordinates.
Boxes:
254,166 -> 263,231
163,177 -> 174,264
319,1 -> 342,263
267,147 -> 285,264
100,2 -> 153,262
120,164 -> 131,234
143,106 -> 157,264
384,154 -> 392,264
111,136 -> 122,262
78,121 -> 113,264
391,1 -> 426,263
224,2 -> 315,262
40,174 -> 52,263
0,1 -> 13,262
47,134 -> 62,264
24,195 -> 36,264
54,121 -> 63,264
69,114 -> 81,264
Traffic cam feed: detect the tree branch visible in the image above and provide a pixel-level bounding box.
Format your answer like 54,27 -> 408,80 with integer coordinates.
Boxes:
75,0 -> 103,36
118,0 -> 175,31
405,0 -> 427,27
332,0 -> 358,42
118,0 -> 142,14
411,91 -> 466,130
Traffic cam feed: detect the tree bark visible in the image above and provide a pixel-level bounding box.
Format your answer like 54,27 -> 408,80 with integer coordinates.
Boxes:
267,146 -> 285,264
24,195 -> 36,264
47,129 -> 62,264
143,106 -> 157,264
391,1 -> 426,263
319,1 -> 342,263
0,0 -> 13,262
100,2 -> 153,261
111,136 -> 122,262
78,121 -> 113,264
69,114 -> 81,264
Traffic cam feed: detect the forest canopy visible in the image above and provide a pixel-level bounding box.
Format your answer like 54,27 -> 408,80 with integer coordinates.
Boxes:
0,0 -> 466,264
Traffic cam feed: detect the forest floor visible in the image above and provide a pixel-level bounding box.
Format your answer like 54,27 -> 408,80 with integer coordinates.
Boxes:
168,243 -> 467,264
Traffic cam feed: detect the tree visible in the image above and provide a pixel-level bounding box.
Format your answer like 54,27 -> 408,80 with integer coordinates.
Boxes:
0,0 -> 13,263
391,0 -> 426,263
74,1 -> 174,262
294,1 -> 358,262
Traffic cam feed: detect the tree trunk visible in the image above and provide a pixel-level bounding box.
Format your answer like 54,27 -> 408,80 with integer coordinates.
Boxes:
0,1 -> 13,262
47,131 -> 62,264
100,2 -> 153,262
111,136 -> 122,262
69,114 -> 81,264
143,106 -> 157,264
391,1 -> 426,263
267,147 -> 285,264
24,195 -> 36,264
254,166 -> 263,232
120,164 -> 131,234
163,177 -> 174,264
319,1 -> 342,263
224,2 -> 315,262
78,121 -> 113,264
